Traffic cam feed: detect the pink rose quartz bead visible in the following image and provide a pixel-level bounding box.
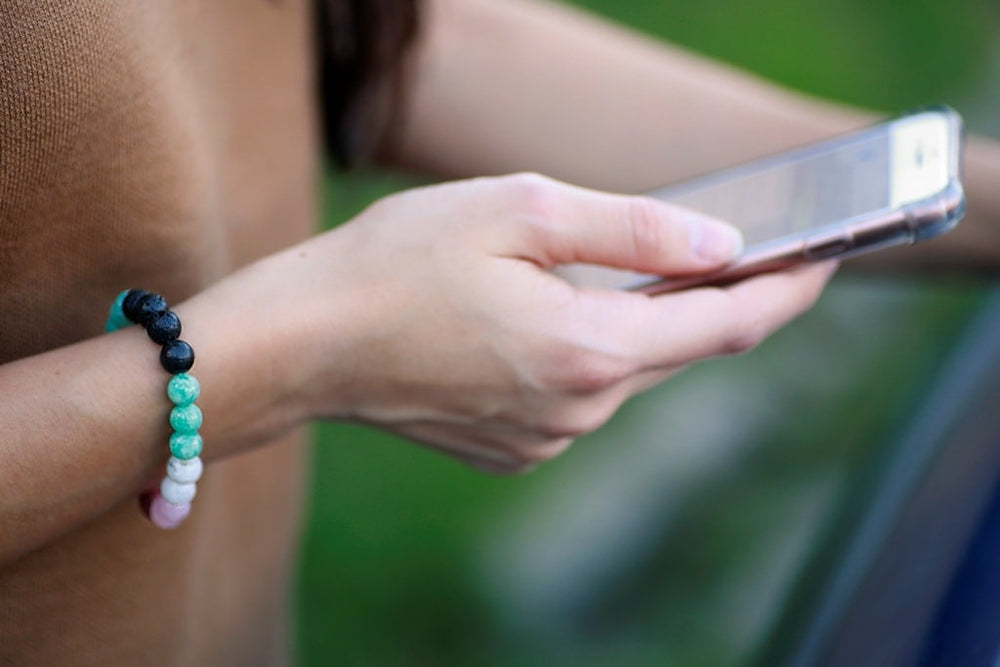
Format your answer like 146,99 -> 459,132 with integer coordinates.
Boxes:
149,493 -> 192,529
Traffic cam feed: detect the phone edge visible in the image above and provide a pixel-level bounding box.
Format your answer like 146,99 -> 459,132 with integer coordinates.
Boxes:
633,108 -> 966,296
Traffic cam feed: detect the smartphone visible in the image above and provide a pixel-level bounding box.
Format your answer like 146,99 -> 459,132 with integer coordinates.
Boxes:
579,107 -> 965,294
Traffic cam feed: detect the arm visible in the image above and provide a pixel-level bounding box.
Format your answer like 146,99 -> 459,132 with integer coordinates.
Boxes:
0,260 -> 318,565
0,175 -> 830,564
384,0 -> 1000,273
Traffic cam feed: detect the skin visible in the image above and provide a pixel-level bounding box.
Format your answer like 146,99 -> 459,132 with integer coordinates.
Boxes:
0,173 -> 832,564
390,0 -> 1000,272
1,0 -> 995,663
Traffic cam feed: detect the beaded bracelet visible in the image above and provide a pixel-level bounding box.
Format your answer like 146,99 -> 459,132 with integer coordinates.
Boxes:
106,289 -> 203,530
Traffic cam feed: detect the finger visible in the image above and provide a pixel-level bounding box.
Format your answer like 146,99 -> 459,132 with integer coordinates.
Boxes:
504,175 -> 743,274
621,261 -> 836,369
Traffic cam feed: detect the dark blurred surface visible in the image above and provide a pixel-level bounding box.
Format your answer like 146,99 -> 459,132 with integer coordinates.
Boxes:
297,2 -> 1000,665
760,293 -> 1000,666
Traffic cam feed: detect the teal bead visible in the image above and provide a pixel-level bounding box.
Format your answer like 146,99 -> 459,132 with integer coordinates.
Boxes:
170,404 -> 203,433
104,316 -> 130,333
111,289 -> 130,317
105,290 -> 133,333
169,432 -> 203,460
167,373 -> 201,406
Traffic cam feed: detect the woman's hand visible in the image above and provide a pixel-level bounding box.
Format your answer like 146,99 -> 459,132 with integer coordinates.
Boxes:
248,174 -> 834,472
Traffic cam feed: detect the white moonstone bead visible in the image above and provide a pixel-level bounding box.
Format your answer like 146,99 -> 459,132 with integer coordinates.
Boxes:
167,456 -> 203,485
160,476 -> 197,505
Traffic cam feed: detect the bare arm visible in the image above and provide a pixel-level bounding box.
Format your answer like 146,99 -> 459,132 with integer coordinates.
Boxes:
0,175 -> 833,564
0,257 -> 320,566
385,0 -> 1000,273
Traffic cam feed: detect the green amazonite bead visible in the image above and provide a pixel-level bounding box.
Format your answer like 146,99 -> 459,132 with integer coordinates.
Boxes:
104,290 -> 132,333
170,432 -> 203,460
167,373 -> 201,406
170,404 -> 203,433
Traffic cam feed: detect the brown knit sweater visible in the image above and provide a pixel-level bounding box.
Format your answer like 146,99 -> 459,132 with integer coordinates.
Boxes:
1,2 -> 319,663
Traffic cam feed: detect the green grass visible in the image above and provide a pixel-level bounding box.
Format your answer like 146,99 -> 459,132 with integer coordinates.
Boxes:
297,3 -> 996,665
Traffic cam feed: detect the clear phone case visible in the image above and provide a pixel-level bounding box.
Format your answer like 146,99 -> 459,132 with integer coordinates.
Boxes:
631,106 -> 965,295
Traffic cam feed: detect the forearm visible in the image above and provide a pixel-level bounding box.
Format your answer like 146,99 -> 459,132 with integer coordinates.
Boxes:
0,258 -> 316,564
387,0 -> 1000,273
0,167 -> 837,561
388,0 -> 867,189
0,329 -> 166,563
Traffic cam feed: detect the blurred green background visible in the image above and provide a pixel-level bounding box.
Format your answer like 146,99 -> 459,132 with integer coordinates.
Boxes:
297,2 -> 999,665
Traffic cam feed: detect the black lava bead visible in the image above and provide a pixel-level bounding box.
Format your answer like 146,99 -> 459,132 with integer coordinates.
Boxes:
147,310 -> 182,344
122,289 -> 150,323
137,293 -> 169,326
160,339 -> 195,374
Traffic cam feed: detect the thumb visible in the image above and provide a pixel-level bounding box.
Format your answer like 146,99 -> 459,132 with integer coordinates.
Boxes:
511,178 -> 743,275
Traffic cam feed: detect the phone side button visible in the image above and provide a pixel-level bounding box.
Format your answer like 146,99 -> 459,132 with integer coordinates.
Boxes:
807,238 -> 852,260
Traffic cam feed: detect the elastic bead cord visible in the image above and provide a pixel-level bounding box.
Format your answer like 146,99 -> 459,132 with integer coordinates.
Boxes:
107,289 -> 204,530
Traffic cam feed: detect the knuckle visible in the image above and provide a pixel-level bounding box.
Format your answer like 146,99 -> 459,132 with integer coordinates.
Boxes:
500,173 -> 565,247
626,197 -> 670,264
571,408 -> 614,436
358,189 -> 400,222
520,437 -> 575,465
549,350 -> 631,395
724,319 -> 767,355
505,171 -> 555,189
503,172 -> 559,213
537,437 -> 575,460
539,403 -> 616,439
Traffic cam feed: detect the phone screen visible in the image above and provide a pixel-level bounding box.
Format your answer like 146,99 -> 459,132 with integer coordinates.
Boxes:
560,112 -> 957,292
648,114 -> 950,249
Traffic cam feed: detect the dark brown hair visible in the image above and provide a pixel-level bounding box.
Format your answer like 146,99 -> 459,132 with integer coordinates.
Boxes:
315,0 -> 421,167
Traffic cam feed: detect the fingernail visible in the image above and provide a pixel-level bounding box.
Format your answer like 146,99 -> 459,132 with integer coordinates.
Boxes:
689,215 -> 744,263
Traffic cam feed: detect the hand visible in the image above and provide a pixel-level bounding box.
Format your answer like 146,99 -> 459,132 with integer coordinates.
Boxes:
267,174 -> 835,472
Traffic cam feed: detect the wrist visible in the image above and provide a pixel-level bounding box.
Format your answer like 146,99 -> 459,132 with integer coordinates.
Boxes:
278,225 -> 391,423
170,262 -> 313,458
174,227 -> 378,449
